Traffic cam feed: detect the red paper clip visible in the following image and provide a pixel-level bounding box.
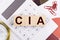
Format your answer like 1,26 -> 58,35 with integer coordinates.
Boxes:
44,1 -> 57,16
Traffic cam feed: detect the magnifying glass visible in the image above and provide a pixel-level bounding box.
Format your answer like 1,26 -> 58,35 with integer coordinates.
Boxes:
0,21 -> 10,40
0,14 -> 24,40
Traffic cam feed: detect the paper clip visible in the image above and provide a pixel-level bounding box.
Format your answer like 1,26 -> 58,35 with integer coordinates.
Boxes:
44,1 -> 57,16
